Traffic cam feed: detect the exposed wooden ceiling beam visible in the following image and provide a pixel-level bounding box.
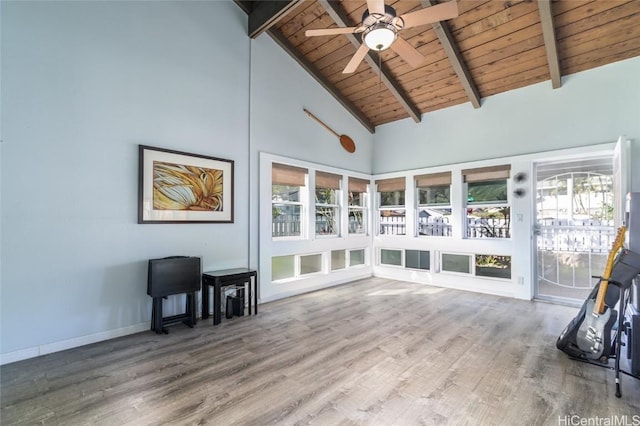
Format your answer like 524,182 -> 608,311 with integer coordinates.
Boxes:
245,0 -> 303,39
423,0 -> 481,108
319,0 -> 422,124
537,0 -> 562,89
268,29 -> 376,133
234,1 -> 252,15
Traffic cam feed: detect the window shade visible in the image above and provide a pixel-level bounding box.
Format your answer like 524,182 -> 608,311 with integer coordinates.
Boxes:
272,163 -> 308,186
349,177 -> 369,193
462,165 -> 511,183
316,171 -> 341,189
415,171 -> 452,187
376,177 -> 405,192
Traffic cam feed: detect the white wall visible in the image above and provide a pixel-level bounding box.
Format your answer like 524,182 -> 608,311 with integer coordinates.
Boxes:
372,56 -> 640,191
1,1 -> 251,362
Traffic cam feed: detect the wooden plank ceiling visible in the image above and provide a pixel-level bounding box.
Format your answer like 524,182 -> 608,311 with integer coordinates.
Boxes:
236,0 -> 640,133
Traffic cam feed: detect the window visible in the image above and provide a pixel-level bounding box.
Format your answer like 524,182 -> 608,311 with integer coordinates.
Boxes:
377,177 -> 406,235
442,253 -> 472,274
380,249 -> 402,266
315,171 -> 341,236
416,172 -> 452,236
406,250 -> 430,270
476,255 -> 511,279
272,163 -> 308,238
331,250 -> 346,271
348,177 -> 369,235
378,248 -> 430,269
349,249 -> 366,266
463,165 -> 511,238
272,255 -> 295,281
272,252 -> 326,281
300,254 -> 323,275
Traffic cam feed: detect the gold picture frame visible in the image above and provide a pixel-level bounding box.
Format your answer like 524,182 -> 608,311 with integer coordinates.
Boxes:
138,145 -> 234,223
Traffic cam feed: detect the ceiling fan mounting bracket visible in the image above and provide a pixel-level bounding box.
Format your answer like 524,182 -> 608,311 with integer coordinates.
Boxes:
361,4 -> 397,26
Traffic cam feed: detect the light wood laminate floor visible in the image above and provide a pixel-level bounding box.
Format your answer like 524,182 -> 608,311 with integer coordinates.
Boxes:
1,278 -> 639,425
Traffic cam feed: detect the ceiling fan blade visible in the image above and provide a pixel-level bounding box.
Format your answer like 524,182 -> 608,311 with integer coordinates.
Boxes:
400,1 -> 459,29
390,36 -> 425,68
343,43 -> 370,74
305,27 -> 358,37
367,0 -> 385,15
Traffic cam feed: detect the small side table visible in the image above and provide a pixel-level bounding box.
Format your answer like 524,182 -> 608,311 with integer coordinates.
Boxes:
202,268 -> 258,325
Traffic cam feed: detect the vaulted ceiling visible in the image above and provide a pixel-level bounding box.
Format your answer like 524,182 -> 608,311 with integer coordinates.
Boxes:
236,1 -> 640,133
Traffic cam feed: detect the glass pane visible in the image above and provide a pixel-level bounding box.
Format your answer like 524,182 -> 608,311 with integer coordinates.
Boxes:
300,254 -> 322,275
272,185 -> 300,202
381,249 -> 402,266
379,210 -> 406,235
466,207 -> 510,238
406,250 -> 430,270
418,185 -> 450,205
349,191 -> 365,207
348,208 -> 366,234
475,255 -> 511,279
331,250 -> 346,271
350,249 -> 365,266
272,255 -> 295,281
316,207 -> 338,235
380,190 -> 405,207
571,174 -> 613,219
417,208 -> 452,236
468,180 -> 507,204
272,204 -> 301,237
316,188 -> 336,204
442,253 -> 471,274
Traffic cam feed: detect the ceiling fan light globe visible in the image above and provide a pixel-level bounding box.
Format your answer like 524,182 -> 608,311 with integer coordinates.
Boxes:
363,24 -> 396,51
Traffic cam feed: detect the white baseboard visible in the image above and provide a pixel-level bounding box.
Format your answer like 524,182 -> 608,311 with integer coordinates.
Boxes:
0,322 -> 149,366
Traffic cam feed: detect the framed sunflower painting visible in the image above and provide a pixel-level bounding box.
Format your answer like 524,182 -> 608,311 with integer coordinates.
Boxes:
138,145 -> 234,223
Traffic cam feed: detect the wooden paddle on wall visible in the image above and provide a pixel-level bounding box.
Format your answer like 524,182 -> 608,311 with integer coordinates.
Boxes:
303,109 -> 356,153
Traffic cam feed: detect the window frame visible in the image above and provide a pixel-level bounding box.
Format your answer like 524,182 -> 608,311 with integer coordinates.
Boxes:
348,177 -> 369,236
415,172 -> 452,237
315,171 -> 342,237
377,177 -> 406,236
271,164 -> 309,240
463,165 -> 511,239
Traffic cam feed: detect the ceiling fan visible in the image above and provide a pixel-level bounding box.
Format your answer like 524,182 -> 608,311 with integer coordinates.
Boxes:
305,0 -> 459,74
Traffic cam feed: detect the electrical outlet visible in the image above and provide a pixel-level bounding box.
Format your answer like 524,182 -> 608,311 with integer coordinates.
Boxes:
517,276 -> 525,285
